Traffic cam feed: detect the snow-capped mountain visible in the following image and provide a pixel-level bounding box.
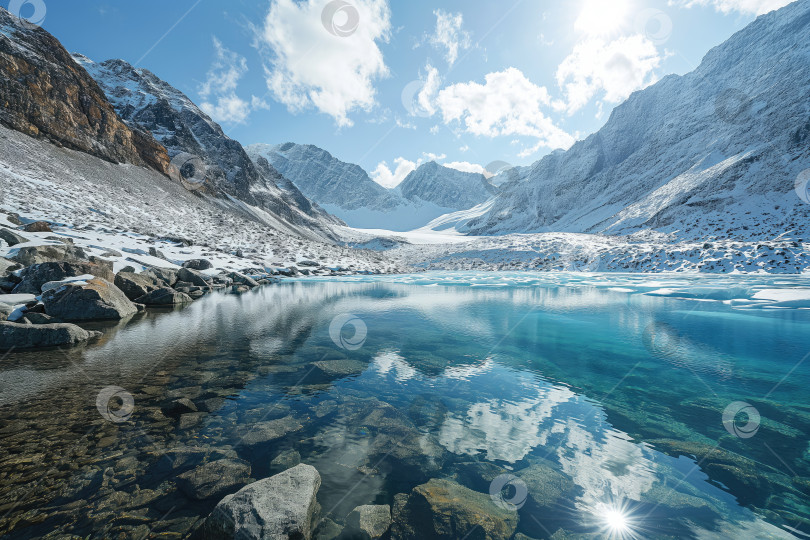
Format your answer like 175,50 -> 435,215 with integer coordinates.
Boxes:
247,143 -> 498,230
459,1 -> 810,241
397,161 -> 498,210
0,8 -> 169,173
73,56 -> 343,240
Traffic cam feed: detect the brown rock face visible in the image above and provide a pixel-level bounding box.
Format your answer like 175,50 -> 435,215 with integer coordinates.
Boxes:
0,8 -> 169,173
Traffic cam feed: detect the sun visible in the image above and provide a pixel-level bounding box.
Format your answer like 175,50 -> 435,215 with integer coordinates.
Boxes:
604,508 -> 630,534
575,0 -> 632,36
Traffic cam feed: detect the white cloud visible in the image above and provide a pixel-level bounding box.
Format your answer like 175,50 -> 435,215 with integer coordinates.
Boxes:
459,144 -> 469,152
423,152 -> 446,161
416,63 -> 442,117
370,157 -> 418,187
444,161 -> 486,174
435,68 -> 575,154
429,125 -> 440,134
257,0 -> 391,127
669,0 -> 792,15
430,9 -> 471,66
556,35 -> 661,115
199,38 -> 267,124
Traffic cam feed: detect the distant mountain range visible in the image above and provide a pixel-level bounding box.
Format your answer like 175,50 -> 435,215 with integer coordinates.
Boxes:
455,1 -> 810,241
247,143 -> 499,230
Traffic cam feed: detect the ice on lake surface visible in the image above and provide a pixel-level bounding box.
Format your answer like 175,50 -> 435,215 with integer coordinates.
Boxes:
1,272 -> 809,538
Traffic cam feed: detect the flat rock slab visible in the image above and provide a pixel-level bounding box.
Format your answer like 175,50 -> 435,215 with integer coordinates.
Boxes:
241,415 -> 303,448
346,504 -> 392,539
0,321 -> 100,350
177,458 -> 251,501
203,463 -> 321,540
312,360 -> 367,377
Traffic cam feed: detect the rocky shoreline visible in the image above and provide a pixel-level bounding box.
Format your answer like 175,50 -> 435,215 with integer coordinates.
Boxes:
0,213 -> 386,352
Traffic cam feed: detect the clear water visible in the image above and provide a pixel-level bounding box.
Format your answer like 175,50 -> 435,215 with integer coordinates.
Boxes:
1,272 -> 809,539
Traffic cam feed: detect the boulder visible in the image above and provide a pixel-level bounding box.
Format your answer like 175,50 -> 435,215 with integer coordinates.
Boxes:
148,267 -> 179,287
13,261 -> 115,294
41,278 -> 137,321
114,271 -> 163,301
135,288 -> 194,306
0,228 -> 28,247
182,259 -> 213,271
0,321 -> 100,350
346,505 -> 391,539
148,247 -> 168,260
21,313 -> 61,324
202,464 -> 321,540
391,479 -> 518,540
229,271 -> 259,288
0,257 -> 21,277
178,267 -> 211,287
22,221 -> 53,233
9,244 -> 87,266
177,459 -> 252,501
2,213 -> 23,226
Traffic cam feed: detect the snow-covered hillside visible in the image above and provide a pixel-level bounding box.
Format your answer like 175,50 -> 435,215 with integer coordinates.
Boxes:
247,143 -> 499,231
73,56 -> 342,240
456,2 -> 810,241
0,125 -> 402,274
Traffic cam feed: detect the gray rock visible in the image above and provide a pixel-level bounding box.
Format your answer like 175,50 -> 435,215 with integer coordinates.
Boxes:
147,267 -> 179,287
148,247 -> 168,260
229,271 -> 259,287
177,458 -> 251,501
114,271 -> 162,301
241,415 -> 303,448
163,398 -> 198,417
135,287 -> 193,306
313,360 -> 366,378
0,228 -> 28,247
13,261 -> 115,294
202,463 -> 321,540
270,449 -> 301,471
178,267 -> 211,287
21,312 -> 60,324
0,303 -> 15,321
390,478 -> 518,540
297,260 -> 320,267
0,321 -> 100,350
2,213 -> 23,226
41,278 -> 137,321
9,243 -> 87,266
183,258 -> 213,271
346,505 -> 391,539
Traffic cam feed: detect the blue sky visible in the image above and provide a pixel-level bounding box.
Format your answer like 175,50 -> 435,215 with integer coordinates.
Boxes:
15,0 -> 790,186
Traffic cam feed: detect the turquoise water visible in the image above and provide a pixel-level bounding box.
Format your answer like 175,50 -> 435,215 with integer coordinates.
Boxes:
1,272 -> 809,538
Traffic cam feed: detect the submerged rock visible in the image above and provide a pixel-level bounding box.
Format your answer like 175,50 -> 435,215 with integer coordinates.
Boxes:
391,478 -> 518,540
0,321 -> 100,350
202,463 -> 321,540
41,278 -> 137,321
241,415 -> 304,448
176,458 -> 251,500
346,504 -> 391,539
270,449 -> 301,471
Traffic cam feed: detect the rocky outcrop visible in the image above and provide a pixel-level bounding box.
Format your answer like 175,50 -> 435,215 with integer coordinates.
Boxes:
0,321 -> 100,350
13,261 -> 115,294
177,267 -> 210,287
0,228 -> 28,247
41,277 -> 137,321
391,478 -> 518,540
0,8 -> 170,173
202,463 -> 321,540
